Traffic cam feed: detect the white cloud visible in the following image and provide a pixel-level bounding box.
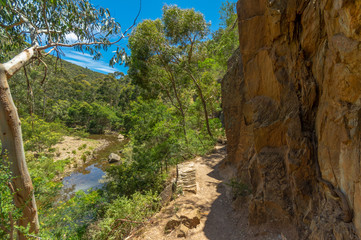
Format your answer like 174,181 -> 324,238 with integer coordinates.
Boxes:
93,67 -> 116,74
63,50 -> 117,74
65,32 -> 78,43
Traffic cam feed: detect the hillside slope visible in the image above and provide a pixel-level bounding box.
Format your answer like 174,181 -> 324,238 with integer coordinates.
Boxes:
44,55 -> 106,82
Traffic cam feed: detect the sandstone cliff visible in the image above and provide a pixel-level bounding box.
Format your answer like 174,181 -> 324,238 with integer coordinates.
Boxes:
222,0 -> 361,239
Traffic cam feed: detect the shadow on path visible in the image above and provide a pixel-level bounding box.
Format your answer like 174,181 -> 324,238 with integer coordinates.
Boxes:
202,150 -> 244,240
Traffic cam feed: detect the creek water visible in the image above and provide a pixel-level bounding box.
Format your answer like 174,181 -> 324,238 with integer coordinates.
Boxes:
60,134 -> 126,199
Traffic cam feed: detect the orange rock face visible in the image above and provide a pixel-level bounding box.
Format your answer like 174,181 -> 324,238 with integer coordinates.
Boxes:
222,0 -> 361,238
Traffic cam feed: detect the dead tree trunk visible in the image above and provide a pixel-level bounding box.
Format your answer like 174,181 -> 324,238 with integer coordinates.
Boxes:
0,47 -> 39,239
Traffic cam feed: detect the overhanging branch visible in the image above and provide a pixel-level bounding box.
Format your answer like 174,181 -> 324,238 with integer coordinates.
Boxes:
0,20 -> 24,30
3,45 -> 37,78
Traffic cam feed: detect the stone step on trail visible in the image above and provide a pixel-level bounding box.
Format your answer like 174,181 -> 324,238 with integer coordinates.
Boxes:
177,162 -> 197,194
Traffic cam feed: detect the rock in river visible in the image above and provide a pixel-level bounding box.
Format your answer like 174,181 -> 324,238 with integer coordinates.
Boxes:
108,153 -> 121,163
118,134 -> 125,141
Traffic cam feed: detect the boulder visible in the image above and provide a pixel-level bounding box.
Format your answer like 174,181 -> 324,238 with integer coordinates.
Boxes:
108,153 -> 121,163
176,224 -> 188,238
164,218 -> 180,234
117,134 -> 125,141
164,207 -> 200,237
177,208 -> 201,229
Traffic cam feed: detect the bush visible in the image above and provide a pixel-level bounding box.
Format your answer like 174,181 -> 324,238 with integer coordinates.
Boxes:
105,162 -> 167,199
27,155 -> 67,210
67,101 -> 121,134
88,191 -> 160,240
226,178 -> 251,199
21,115 -> 66,152
0,156 -> 27,239
39,190 -> 104,239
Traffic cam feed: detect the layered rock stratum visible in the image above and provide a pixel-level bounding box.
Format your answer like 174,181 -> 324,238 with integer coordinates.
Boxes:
222,0 -> 361,239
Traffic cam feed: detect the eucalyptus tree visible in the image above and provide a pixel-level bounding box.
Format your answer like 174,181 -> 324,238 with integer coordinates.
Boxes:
128,19 -> 189,142
128,5 -> 213,139
0,0 -> 136,238
162,5 -> 213,137
209,0 -> 238,68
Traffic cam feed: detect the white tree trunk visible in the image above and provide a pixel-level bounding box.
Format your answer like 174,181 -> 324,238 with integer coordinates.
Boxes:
0,47 -> 39,238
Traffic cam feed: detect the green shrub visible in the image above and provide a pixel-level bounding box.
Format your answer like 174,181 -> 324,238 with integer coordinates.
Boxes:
81,154 -> 87,162
27,155 -> 66,210
226,178 -> 251,198
67,101 -> 121,134
105,162 -> 167,199
78,144 -> 87,150
0,157 -> 22,239
39,190 -> 104,239
21,115 -> 66,152
88,191 -> 160,240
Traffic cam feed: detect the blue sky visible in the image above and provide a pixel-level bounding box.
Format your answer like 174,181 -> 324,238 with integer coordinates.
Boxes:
59,0 -> 230,75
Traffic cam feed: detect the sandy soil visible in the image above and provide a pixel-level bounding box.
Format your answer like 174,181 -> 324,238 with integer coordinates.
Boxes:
51,136 -> 109,178
131,145 -> 291,240
53,136 -> 107,161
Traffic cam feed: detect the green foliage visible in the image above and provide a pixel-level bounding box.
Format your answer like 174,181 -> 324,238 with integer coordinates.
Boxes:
9,56 -> 127,135
81,154 -> 87,162
27,154 -> 68,210
106,160 -> 167,199
39,190 -> 104,239
123,97 -> 178,143
21,115 -> 66,152
0,0 -> 123,63
78,144 -> 87,150
0,157 -> 21,239
106,96 -> 219,200
219,0 -> 238,28
226,178 -> 252,198
67,101 -> 120,133
162,5 -> 210,45
2,2 -> 235,239
88,191 -> 160,240
208,0 -> 239,68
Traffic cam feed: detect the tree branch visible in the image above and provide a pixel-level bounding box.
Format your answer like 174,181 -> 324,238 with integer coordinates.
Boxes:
37,41 -> 107,50
37,29 -> 62,34
41,0 -> 52,43
43,47 -> 56,57
37,58 -> 48,85
119,0 -> 142,39
3,45 -> 37,78
154,74 -> 181,113
13,8 -> 38,45
0,20 -> 24,30
4,0 -> 143,78
0,224 -> 11,236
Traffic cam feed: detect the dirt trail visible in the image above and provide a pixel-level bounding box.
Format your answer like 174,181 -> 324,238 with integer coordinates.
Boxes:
132,145 -> 288,240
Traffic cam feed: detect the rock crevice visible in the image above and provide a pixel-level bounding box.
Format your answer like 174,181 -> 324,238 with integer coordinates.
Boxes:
222,0 -> 361,238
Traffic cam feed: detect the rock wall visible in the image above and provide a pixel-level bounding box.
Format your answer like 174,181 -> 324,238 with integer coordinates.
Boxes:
222,0 -> 361,238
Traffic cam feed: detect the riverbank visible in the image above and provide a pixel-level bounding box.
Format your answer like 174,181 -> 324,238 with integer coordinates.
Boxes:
51,136 -> 109,180
48,133 -> 128,199
48,133 -> 128,179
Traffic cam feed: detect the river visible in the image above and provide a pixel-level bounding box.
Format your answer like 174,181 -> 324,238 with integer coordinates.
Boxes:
59,134 -> 127,199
